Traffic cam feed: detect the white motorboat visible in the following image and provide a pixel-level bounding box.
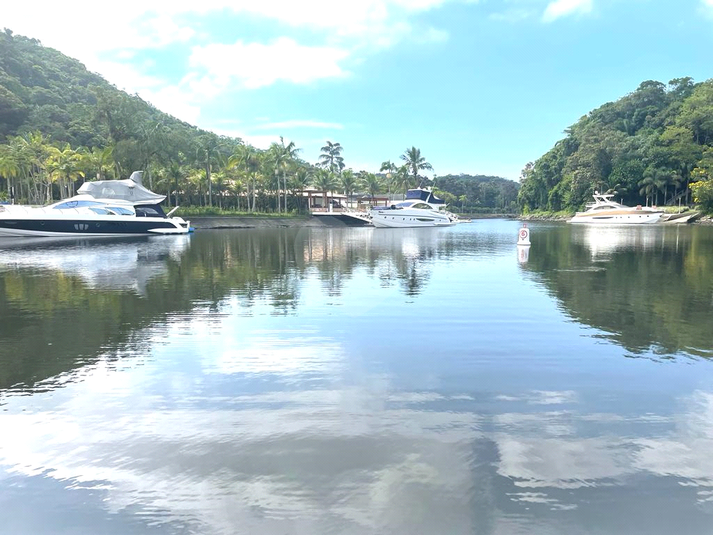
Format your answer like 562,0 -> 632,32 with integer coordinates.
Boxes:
370,200 -> 455,228
568,192 -> 663,224
369,187 -> 456,228
0,171 -> 191,237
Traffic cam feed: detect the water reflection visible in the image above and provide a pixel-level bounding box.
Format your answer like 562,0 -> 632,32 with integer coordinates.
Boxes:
573,224 -> 663,258
2,223 -> 713,534
0,236 -> 190,294
522,223 -> 713,358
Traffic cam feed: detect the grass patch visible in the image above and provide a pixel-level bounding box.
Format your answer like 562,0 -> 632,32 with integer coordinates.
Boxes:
521,209 -> 574,218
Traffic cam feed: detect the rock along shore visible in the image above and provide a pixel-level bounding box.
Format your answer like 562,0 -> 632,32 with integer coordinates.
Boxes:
189,216 -> 330,229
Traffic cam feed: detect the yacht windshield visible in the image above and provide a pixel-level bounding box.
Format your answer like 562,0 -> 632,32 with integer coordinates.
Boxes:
53,200 -> 103,210
106,206 -> 134,216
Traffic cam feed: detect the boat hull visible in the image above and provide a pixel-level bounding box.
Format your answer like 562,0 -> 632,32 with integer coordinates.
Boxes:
0,216 -> 190,237
569,212 -> 663,224
370,210 -> 454,228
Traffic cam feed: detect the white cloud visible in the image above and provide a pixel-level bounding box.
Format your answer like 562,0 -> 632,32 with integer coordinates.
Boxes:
2,0 -> 461,132
542,0 -> 593,22
189,37 -> 350,90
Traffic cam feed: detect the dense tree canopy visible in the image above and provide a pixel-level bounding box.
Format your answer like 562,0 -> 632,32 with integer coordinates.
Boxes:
433,174 -> 519,213
518,78 -> 713,213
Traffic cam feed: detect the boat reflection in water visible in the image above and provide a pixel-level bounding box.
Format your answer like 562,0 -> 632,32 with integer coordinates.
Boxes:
573,224 -> 662,258
0,235 -> 191,295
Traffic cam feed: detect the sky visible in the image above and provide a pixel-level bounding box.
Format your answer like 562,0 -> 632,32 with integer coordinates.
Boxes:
4,0 -> 713,181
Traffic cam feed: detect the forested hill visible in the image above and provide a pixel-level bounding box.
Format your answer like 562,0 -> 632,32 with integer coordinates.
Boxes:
518,78 -> 713,213
0,29 -> 234,175
434,174 -> 519,213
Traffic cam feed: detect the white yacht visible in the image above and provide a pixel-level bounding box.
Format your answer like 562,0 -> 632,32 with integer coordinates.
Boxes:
370,188 -> 455,228
370,200 -> 455,228
568,192 -> 663,225
0,171 -> 191,237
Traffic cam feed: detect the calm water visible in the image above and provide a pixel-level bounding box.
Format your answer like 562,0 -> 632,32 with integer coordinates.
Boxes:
1,220 -> 713,535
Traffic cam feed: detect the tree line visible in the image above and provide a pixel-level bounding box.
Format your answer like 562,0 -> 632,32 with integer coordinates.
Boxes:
0,128 -> 452,213
518,78 -> 713,214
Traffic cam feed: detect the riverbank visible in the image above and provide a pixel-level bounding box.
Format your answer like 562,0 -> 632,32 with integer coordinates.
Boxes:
190,216 -> 329,229
190,213 -> 519,229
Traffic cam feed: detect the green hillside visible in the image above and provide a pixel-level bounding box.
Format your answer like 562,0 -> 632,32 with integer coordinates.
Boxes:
0,29 -> 241,206
0,29 -> 233,172
433,174 -> 518,213
518,78 -> 713,214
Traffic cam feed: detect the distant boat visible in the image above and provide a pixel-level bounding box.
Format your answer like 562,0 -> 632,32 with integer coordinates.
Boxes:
568,193 -> 663,225
0,171 -> 191,237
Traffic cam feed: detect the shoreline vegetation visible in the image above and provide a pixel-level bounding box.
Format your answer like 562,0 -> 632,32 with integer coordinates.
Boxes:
517,78 -> 713,218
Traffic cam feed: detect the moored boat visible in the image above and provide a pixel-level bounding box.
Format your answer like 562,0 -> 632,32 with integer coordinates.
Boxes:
568,192 -> 663,224
370,188 -> 455,228
0,171 -> 190,237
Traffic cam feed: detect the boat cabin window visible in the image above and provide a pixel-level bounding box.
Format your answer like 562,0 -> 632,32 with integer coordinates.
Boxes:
53,200 -> 103,210
135,206 -> 162,217
106,206 -> 134,216
412,203 -> 432,209
89,207 -> 113,215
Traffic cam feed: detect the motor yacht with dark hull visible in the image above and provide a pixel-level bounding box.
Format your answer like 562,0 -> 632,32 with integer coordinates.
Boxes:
0,172 -> 190,237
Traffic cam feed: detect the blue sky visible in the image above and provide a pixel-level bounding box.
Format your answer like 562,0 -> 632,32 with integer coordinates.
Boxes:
5,0 -> 713,180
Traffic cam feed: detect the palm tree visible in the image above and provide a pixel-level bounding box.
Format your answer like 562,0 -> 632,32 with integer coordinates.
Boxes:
79,145 -> 114,181
47,143 -> 84,200
638,174 -> 656,206
227,177 -> 245,211
268,137 -> 301,212
392,165 -> 411,199
17,132 -> 51,203
228,144 -> 262,212
459,194 -> 468,212
166,162 -> 183,208
197,136 -> 224,208
311,168 -> 339,211
339,169 -> 358,209
380,160 -> 398,175
400,146 -> 433,187
187,168 -> 207,206
0,144 -> 22,202
318,141 -> 344,174
361,172 -> 382,206
380,159 -> 398,196
290,166 -> 312,213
